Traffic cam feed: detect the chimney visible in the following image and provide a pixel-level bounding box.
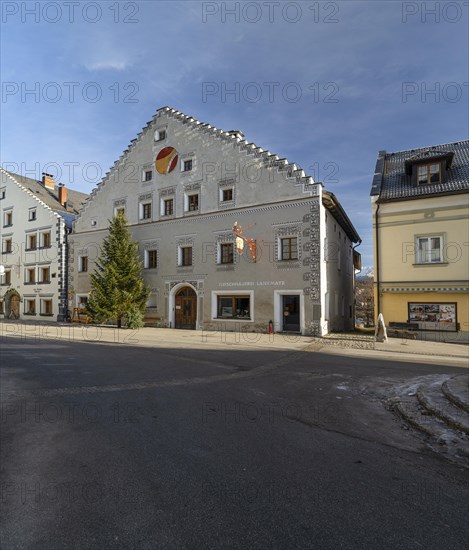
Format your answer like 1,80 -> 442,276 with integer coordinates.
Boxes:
58,183 -> 67,207
42,172 -> 55,190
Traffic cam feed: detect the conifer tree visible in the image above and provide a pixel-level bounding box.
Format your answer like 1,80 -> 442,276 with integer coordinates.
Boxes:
87,214 -> 149,328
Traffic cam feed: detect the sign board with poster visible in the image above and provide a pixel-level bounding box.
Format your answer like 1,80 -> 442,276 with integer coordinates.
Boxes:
408,302 -> 457,331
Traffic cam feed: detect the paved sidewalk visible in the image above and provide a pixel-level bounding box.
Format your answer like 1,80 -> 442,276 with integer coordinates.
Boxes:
0,320 -> 467,366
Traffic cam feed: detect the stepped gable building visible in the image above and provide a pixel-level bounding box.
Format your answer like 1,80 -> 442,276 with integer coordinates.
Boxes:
0,169 -> 88,321
71,106 -> 360,335
371,139 -> 469,342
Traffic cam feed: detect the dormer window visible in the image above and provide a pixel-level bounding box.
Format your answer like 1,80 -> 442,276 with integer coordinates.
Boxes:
417,162 -> 441,185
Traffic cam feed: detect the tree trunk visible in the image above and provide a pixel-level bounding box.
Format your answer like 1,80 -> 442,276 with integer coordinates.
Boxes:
117,317 -> 122,329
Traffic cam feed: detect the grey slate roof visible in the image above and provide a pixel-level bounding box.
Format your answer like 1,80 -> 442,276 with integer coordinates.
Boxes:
4,171 -> 88,215
370,140 -> 469,201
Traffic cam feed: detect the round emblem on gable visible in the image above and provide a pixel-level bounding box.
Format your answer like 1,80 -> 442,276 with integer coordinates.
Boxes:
156,146 -> 178,175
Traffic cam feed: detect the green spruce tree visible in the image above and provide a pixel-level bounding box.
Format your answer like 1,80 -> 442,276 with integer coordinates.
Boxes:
87,214 -> 150,328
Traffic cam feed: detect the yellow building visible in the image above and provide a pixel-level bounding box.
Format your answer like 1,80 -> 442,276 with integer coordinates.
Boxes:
371,141 -> 469,343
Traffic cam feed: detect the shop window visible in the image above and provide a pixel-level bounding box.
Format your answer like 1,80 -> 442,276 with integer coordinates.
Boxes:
217,295 -> 251,320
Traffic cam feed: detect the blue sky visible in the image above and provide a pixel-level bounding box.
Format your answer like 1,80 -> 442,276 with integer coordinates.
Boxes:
1,0 -> 468,266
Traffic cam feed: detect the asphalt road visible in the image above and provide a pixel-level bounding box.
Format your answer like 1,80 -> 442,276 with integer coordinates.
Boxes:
1,334 -> 468,549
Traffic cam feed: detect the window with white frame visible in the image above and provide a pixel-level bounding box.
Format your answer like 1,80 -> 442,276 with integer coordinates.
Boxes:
25,298 -> 36,315
416,236 -> 443,263
3,238 -> 12,254
185,193 -> 199,212
0,187 -> 5,200
40,299 -> 53,315
179,246 -> 193,267
29,208 -> 37,221
154,129 -> 166,142
144,249 -> 158,269
27,233 -> 37,250
25,267 -> 36,284
140,201 -> 152,220
161,197 -> 174,216
216,294 -> 251,320
39,266 -> 50,283
143,170 -> 153,182
3,270 -> 11,286
4,210 -> 13,226
41,231 -> 51,248
220,187 -> 234,203
182,159 -> 193,172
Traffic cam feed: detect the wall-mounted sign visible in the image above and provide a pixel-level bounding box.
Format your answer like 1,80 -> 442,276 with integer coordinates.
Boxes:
408,302 -> 457,331
409,302 -> 456,323
156,146 -> 178,175
233,221 -> 257,261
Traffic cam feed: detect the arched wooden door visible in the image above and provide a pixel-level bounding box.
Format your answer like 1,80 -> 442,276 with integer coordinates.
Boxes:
175,287 -> 197,329
9,295 -> 20,320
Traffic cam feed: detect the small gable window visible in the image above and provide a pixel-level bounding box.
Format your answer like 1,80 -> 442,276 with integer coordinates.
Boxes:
417,163 -> 441,185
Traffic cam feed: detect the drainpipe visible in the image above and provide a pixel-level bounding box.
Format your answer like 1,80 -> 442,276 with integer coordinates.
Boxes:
375,203 -> 381,318
62,226 -> 70,321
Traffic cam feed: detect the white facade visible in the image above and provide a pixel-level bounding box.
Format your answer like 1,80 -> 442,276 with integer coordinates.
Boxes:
0,169 -> 86,321
70,107 -> 360,335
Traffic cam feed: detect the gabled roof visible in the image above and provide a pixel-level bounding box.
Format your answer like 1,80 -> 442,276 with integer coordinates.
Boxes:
370,140 -> 469,201
3,171 -> 88,215
322,191 -> 361,243
75,106 -> 360,242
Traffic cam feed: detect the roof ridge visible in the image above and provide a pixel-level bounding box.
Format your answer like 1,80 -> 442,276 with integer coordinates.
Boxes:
0,168 -> 62,219
386,139 -> 469,156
